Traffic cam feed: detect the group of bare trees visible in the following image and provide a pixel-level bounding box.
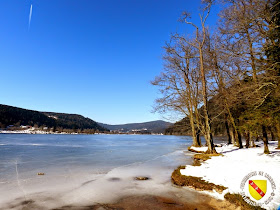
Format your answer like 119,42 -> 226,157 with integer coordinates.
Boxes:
152,0 -> 280,154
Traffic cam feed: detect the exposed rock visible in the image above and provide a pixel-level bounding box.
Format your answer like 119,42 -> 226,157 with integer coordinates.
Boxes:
134,176 -> 150,180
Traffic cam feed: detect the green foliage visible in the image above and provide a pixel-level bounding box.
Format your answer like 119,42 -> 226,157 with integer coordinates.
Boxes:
265,0 -> 280,75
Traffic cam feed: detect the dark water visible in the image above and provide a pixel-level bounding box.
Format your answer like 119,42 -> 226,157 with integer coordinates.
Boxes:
0,134 -> 194,209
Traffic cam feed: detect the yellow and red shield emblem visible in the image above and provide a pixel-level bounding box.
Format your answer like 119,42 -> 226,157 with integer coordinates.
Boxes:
248,180 -> 267,200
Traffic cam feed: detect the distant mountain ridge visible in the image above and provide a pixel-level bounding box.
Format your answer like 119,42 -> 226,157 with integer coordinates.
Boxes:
0,104 -> 107,132
0,104 -> 170,134
99,120 -> 172,133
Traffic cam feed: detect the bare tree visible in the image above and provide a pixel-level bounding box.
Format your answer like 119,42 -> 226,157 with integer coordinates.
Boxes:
178,0 -> 217,153
152,36 -> 202,147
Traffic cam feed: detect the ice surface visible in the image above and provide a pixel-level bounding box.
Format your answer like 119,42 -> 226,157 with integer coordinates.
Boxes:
0,134 -> 194,209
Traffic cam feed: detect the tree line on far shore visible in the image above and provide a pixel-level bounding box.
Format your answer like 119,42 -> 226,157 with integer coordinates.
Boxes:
152,0 -> 280,154
0,104 -> 108,133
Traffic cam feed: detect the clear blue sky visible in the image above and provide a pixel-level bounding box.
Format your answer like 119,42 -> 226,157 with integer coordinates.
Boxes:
0,0 -> 219,124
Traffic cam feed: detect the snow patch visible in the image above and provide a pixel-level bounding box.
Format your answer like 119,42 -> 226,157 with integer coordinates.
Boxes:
182,142 -> 280,210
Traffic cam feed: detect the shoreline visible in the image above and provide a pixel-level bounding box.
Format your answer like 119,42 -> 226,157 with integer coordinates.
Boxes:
0,131 -> 164,135
179,141 -> 280,210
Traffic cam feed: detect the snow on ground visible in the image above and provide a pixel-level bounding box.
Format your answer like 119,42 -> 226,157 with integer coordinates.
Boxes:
0,129 -> 78,134
189,146 -> 208,152
182,141 -> 280,210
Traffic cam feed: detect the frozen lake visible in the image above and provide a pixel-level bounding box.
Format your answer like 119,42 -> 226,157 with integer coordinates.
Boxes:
0,134 -> 195,209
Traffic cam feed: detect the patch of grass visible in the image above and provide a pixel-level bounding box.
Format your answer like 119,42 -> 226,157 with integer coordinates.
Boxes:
224,193 -> 265,210
190,150 -> 221,166
171,166 -> 227,193
193,153 -> 221,161
192,159 -> 201,166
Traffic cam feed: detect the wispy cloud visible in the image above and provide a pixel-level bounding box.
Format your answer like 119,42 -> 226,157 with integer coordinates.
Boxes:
28,4 -> 33,30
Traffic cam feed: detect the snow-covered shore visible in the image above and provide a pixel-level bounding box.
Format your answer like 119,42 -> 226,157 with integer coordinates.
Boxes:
0,129 -> 79,135
181,141 -> 280,209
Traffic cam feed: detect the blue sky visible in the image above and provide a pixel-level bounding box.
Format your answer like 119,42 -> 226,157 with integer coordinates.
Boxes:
0,0 -> 220,124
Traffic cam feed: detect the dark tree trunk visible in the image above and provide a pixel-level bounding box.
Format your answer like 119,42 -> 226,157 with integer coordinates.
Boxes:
250,132 -> 256,147
225,114 -> 231,144
237,131 -> 243,149
229,127 -> 235,145
205,133 -> 216,154
196,129 -> 201,146
262,125 -> 270,154
245,131 -> 250,148
269,127 -> 275,141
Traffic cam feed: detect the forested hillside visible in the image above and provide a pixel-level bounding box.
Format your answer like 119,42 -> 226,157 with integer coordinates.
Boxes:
0,104 -> 56,128
165,95 -> 228,136
0,104 -> 108,132
43,112 -> 106,131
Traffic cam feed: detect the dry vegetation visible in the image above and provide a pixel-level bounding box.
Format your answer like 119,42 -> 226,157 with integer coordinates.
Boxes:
171,166 -> 227,193
224,193 -> 265,210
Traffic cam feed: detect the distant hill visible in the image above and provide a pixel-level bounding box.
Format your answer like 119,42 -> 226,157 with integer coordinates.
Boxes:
0,104 -> 108,132
99,120 -> 173,133
43,112 -> 106,131
165,116 -> 227,136
164,118 -> 192,136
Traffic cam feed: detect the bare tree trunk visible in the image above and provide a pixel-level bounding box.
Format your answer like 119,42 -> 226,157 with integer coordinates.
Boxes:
245,131 -> 250,148
225,101 -> 240,147
262,125 -> 270,154
229,126 -> 235,145
250,132 -> 256,147
225,114 -> 232,144
184,67 -> 200,147
196,128 -> 201,146
246,30 -> 257,82
190,112 -> 200,147
199,48 -> 216,154
269,126 -> 275,141
237,131 -> 243,149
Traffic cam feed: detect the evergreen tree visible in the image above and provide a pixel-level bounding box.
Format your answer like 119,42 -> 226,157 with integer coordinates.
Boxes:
265,0 -> 280,75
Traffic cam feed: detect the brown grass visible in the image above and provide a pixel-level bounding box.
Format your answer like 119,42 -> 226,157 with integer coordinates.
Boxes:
191,159 -> 202,166
224,193 -> 265,210
193,153 -> 221,161
171,166 -> 227,193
